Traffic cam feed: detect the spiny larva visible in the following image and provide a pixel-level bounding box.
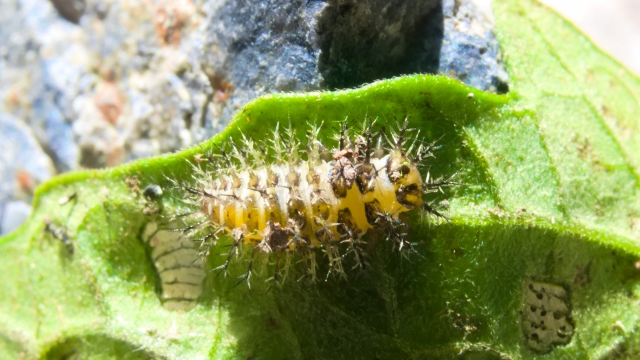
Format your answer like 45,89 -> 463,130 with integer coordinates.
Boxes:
163,118 -> 455,287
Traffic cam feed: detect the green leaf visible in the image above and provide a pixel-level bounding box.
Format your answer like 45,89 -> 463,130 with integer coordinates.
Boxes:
1,0 -> 639,359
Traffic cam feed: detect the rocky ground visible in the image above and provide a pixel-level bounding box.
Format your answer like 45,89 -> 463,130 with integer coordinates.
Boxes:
0,0 -> 507,234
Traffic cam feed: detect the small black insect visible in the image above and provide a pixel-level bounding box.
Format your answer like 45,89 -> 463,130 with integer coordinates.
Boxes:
143,185 -> 164,200
142,184 -> 165,215
44,219 -> 74,255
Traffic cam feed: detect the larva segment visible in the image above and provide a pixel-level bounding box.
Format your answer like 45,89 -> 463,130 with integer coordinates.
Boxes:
178,118 -> 451,283
143,222 -> 206,311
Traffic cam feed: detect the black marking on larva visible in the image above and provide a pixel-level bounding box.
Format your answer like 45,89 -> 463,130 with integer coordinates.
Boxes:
164,118 -> 456,287
337,208 -> 367,270
364,200 -> 382,226
329,149 -> 357,198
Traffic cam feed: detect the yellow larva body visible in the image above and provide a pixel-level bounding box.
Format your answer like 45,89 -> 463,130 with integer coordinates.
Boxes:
175,120 -> 449,283
199,153 -> 421,247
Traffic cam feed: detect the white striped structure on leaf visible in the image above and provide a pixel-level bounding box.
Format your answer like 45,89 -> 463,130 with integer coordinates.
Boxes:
143,222 -> 206,311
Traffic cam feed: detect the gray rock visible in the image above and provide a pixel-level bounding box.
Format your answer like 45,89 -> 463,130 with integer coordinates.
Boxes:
316,0 -> 442,88
0,201 -> 32,235
0,0 -> 508,232
439,0 -> 509,93
0,0 -> 82,172
192,0 -> 506,125
49,0 -> 85,24
2,0 -> 506,171
199,0 -> 443,123
0,114 -> 56,234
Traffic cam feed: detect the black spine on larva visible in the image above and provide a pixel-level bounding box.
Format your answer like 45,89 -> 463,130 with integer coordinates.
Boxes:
355,120 -> 378,194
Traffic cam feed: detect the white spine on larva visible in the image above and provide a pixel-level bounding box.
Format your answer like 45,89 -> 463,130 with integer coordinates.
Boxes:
143,222 -> 206,311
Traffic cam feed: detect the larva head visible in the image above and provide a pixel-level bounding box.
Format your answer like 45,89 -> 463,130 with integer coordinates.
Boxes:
387,149 -> 424,209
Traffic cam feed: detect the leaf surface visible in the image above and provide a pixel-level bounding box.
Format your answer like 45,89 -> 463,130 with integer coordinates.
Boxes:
1,0 -> 639,359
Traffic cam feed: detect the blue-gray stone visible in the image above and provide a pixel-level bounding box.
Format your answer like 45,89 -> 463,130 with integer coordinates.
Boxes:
200,0 -> 443,126
0,0 -> 509,232
0,0 -> 81,171
0,200 -> 32,235
439,0 -> 509,93
1,0 -> 508,174
0,114 -> 56,234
